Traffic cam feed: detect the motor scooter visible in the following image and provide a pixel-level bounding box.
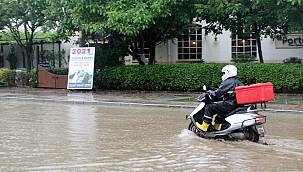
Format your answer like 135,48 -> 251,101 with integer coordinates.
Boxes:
186,87 -> 266,142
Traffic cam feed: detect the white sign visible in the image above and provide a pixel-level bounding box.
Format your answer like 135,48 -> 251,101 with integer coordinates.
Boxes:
67,47 -> 95,89
275,34 -> 303,49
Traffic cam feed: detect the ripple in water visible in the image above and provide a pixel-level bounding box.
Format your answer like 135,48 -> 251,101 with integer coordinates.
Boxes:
178,129 -> 197,140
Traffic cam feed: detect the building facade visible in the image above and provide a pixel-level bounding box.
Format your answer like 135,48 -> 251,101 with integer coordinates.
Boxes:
1,30 -> 302,69
153,27 -> 303,64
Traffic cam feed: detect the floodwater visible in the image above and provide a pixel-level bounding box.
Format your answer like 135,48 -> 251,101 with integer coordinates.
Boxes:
0,101 -> 303,172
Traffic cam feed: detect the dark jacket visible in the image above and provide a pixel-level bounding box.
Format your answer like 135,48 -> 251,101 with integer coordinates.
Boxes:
209,77 -> 243,105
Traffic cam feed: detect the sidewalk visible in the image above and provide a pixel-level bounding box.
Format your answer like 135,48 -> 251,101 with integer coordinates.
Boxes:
0,87 -> 302,112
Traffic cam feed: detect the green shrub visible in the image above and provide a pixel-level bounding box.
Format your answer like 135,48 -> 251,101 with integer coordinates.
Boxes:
0,68 -> 14,87
93,41 -> 128,70
95,63 -> 303,93
15,69 -> 28,87
42,50 -> 67,66
46,67 -> 68,75
283,57 -> 302,64
237,64 -> 303,93
1,68 -> 38,88
28,68 -> 37,88
95,64 -> 223,92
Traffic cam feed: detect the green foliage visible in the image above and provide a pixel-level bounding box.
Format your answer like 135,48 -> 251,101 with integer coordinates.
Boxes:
0,31 -> 59,45
45,0 -> 196,64
46,67 -> 68,75
196,0 -> 299,36
0,68 -> 13,86
27,68 -> 37,88
282,0 -> 303,31
15,69 -> 28,87
195,0 -> 303,63
45,0 -> 191,37
0,0 -> 54,70
95,63 -> 303,93
283,57 -> 302,64
94,42 -> 128,70
231,54 -> 257,63
0,68 -> 38,87
42,49 -> 67,67
95,64 -> 223,92
34,32 -> 62,42
0,68 -> 43,88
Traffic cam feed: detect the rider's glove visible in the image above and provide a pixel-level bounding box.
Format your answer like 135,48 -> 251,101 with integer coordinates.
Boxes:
204,92 -> 212,103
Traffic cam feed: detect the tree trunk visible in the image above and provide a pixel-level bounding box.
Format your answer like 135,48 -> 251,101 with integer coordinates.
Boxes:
25,46 -> 33,70
79,29 -> 86,47
138,38 -> 146,64
128,41 -> 145,65
148,42 -> 156,65
27,37 -> 34,70
255,31 -> 264,63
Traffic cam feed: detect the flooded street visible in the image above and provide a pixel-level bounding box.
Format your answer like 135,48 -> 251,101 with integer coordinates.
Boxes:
0,100 -> 303,171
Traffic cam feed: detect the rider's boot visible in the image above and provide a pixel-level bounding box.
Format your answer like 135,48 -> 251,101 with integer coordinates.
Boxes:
214,123 -> 222,131
196,121 -> 210,132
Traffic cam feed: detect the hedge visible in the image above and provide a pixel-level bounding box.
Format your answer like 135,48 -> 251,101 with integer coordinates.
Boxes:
94,63 -> 303,93
0,67 -> 67,88
46,67 -> 68,75
0,68 -> 15,87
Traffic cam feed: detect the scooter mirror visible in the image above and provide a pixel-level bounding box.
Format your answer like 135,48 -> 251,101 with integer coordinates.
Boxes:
203,85 -> 207,91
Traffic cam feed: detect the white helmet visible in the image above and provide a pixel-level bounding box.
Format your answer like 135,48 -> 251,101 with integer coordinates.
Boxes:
221,65 -> 237,81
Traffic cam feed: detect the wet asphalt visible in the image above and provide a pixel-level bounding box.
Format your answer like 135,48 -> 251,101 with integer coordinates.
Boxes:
0,87 -> 303,171
0,87 -> 302,112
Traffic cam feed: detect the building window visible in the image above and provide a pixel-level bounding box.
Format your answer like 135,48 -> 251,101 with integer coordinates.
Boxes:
231,33 -> 257,57
178,26 -> 203,61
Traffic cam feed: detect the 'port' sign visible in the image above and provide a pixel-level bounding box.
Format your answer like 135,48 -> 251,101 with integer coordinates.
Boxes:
275,34 -> 303,49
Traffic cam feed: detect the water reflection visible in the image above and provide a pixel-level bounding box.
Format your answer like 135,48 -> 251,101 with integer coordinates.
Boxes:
66,104 -> 98,167
67,104 -> 96,142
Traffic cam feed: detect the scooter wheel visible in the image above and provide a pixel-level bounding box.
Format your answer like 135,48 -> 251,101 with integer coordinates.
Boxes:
188,122 -> 195,132
246,127 -> 260,142
188,122 -> 206,137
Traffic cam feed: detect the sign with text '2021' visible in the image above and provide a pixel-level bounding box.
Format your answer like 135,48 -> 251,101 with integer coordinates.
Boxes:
67,47 -> 95,89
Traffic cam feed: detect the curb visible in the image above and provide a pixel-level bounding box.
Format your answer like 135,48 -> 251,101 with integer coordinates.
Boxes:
1,96 -> 303,113
0,96 -> 194,108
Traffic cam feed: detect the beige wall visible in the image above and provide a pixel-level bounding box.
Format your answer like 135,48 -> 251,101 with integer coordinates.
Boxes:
154,32 -> 303,64
262,35 -> 303,63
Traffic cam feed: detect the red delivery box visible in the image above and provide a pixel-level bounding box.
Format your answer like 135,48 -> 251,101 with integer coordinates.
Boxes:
235,82 -> 275,104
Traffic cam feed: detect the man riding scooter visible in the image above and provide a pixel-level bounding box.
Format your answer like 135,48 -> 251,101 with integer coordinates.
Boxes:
196,65 -> 243,132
